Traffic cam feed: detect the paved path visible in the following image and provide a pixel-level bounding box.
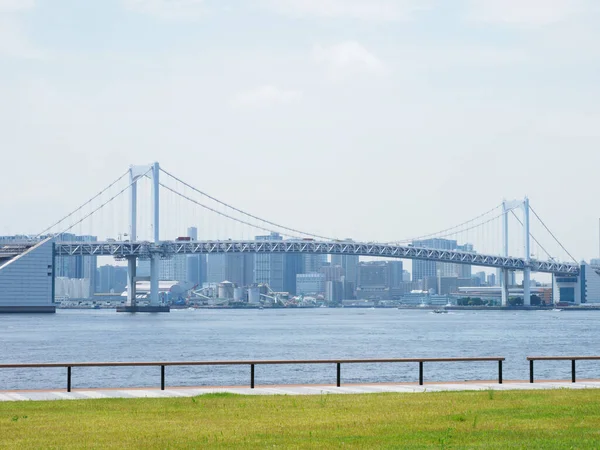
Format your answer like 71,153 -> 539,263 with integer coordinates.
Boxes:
2,381 -> 600,402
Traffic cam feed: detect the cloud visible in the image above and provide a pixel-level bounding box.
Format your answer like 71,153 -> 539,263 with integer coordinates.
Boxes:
465,0 -> 590,27
230,85 -> 303,109
314,41 -> 386,79
261,0 -> 429,21
124,0 -> 206,20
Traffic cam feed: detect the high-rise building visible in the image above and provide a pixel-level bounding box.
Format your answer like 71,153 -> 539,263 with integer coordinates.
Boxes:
55,233 -> 97,297
186,254 -> 205,287
283,253 -> 303,295
331,248 -> 359,285
412,238 -> 473,281
387,261 -> 404,288
185,226 -> 204,285
254,232 -> 285,292
487,273 -> 496,286
474,271 -> 487,285
97,265 -> 127,293
303,254 -> 328,274
187,227 -> 198,240
320,265 -> 343,282
402,270 -> 411,282
207,254 -> 227,283
225,254 -> 254,287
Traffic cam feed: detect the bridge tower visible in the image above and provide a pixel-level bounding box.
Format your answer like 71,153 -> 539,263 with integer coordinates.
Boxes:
500,198 -> 532,307
122,162 -> 168,312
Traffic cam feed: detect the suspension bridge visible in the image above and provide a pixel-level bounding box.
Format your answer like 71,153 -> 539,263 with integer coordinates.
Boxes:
1,162 -> 583,311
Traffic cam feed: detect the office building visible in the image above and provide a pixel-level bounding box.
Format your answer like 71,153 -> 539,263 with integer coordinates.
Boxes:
303,254 -> 328,274
296,273 -> 325,295
186,254 -> 206,287
54,233 -> 97,298
254,232 -> 285,292
320,265 -> 343,282
97,265 -> 127,294
331,242 -> 359,285
225,254 -> 255,287
207,254 -> 227,283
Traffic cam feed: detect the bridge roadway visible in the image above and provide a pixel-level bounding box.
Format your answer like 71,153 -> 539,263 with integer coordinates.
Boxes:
54,240 -> 580,275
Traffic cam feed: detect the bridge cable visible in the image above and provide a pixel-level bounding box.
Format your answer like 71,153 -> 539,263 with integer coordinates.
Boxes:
159,182 -> 308,240
54,168 -> 151,238
160,168 -> 336,241
395,203 -> 504,244
529,205 -> 577,263
414,210 -> 506,243
509,210 -> 554,261
35,170 -> 129,238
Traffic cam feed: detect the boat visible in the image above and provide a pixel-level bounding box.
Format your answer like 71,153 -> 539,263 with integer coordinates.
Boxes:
432,309 -> 448,314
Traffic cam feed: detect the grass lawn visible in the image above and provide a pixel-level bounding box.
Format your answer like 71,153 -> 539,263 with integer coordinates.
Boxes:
2,389 -> 600,448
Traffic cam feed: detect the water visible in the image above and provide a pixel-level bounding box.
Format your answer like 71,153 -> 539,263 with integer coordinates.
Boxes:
1,308 -> 598,390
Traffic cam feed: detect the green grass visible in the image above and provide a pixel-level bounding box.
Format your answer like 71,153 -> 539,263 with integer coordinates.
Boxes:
2,389 -> 600,448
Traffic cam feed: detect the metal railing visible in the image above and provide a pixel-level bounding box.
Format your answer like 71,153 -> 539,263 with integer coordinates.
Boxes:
527,356 -> 600,383
0,357 -> 505,392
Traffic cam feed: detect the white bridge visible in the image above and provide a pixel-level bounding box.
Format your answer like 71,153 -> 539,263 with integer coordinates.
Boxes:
54,240 -> 580,275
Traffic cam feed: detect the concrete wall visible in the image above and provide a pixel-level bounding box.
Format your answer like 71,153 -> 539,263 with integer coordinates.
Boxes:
0,239 -> 54,310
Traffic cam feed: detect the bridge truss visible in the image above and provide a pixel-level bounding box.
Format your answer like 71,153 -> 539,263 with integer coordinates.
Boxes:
55,240 -> 580,275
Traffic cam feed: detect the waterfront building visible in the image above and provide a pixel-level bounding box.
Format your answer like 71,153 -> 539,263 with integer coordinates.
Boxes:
254,233 -> 285,292
296,273 -> 325,295
55,233 -> 97,298
553,263 -> 600,304
0,238 -> 55,313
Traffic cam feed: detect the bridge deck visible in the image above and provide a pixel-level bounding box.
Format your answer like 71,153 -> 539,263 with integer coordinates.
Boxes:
54,240 -> 580,274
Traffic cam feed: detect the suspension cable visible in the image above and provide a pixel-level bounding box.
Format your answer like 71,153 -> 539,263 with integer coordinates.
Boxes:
396,203 -> 504,244
159,183 -> 307,240
36,170 -> 129,238
509,210 -> 554,261
160,168 -> 336,241
53,168 -> 151,238
411,210 -> 506,244
529,205 -> 577,263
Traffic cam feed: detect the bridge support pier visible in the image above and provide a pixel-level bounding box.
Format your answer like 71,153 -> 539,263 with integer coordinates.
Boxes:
523,268 -> 531,306
126,256 -> 137,307
501,269 -> 509,307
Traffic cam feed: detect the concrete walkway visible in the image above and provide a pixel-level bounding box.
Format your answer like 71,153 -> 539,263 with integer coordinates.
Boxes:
1,381 -> 600,402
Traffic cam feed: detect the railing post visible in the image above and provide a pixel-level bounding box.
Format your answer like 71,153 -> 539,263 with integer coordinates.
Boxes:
419,361 -> 424,386
572,360 -> 576,383
161,365 -> 165,390
498,360 -> 503,384
529,360 -> 534,383
67,366 -> 72,392
337,363 -> 341,387
250,364 -> 255,389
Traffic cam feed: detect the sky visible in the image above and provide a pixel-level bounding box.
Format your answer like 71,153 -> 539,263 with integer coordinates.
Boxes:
1,0 -> 600,264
